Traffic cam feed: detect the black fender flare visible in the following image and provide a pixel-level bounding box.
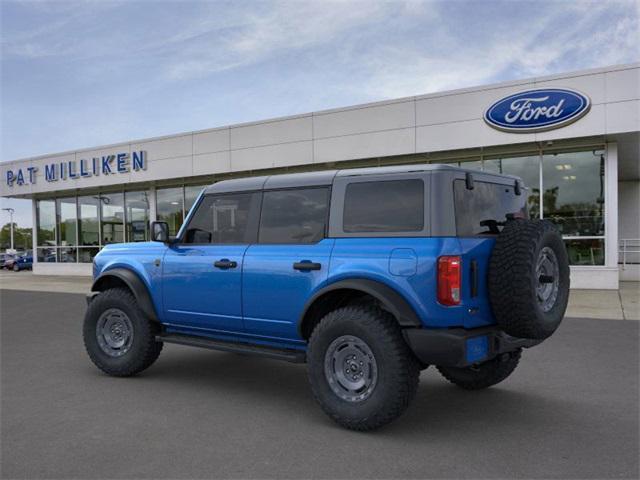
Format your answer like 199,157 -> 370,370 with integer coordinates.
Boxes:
91,268 -> 158,322
299,278 -> 423,336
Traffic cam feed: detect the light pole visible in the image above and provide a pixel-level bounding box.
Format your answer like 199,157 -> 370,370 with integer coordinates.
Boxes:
2,207 -> 15,251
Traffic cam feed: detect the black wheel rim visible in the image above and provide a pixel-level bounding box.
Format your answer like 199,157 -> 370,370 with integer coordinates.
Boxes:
324,335 -> 378,402
96,308 -> 134,357
536,246 -> 560,313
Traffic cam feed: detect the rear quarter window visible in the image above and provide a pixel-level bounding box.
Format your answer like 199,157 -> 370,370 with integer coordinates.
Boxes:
343,179 -> 424,233
454,179 -> 527,236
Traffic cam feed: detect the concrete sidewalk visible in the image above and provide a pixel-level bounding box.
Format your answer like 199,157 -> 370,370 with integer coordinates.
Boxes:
0,270 -> 638,320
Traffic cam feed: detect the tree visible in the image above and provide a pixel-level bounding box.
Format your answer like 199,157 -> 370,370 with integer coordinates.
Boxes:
0,223 -> 33,251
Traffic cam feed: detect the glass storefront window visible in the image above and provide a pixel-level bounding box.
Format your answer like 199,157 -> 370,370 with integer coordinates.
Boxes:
56,197 -> 77,247
460,160 -> 483,171
58,246 -> 77,263
36,200 -> 56,246
157,187 -> 184,236
484,155 -> 541,218
36,247 -> 57,263
185,185 -> 204,215
78,247 -> 100,263
565,239 -> 605,266
78,196 -> 100,246
100,193 -> 124,244
542,151 -> 605,237
125,191 -> 150,242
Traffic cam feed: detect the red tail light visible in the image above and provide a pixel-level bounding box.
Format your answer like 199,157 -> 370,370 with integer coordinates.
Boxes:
438,256 -> 461,306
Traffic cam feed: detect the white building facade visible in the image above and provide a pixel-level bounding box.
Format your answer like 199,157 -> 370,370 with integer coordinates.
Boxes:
1,63 -> 639,288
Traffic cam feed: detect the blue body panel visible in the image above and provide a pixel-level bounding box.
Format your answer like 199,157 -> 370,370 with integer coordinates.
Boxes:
15,254 -> 33,270
242,239 -> 334,343
93,235 -> 498,350
93,242 -> 166,317
162,244 -> 248,332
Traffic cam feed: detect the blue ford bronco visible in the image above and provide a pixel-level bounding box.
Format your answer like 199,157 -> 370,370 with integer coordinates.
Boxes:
84,164 -> 570,430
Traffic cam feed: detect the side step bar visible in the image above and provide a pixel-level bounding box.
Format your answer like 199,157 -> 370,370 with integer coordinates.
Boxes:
156,333 -> 306,363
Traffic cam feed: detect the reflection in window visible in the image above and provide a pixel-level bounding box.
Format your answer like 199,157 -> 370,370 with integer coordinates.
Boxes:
260,189 -> 329,243
125,191 -> 150,242
100,193 -> 124,244
565,239 -> 605,265
484,156 -> 540,218
460,160 -> 483,171
542,151 -> 605,237
157,187 -> 184,236
36,247 -> 57,263
184,193 -> 258,244
37,200 -> 56,246
454,180 -> 527,236
78,196 -> 100,246
58,246 -> 77,263
56,197 -> 77,247
78,247 -> 100,263
343,180 -> 424,233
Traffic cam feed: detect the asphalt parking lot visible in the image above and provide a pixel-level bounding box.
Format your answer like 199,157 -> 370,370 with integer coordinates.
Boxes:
1,289 -> 638,479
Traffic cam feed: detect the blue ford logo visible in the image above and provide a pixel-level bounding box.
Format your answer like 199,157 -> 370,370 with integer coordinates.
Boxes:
484,88 -> 591,133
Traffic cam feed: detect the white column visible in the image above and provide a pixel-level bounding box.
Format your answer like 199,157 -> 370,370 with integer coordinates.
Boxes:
149,186 -> 157,222
605,142 -> 619,277
31,198 -> 38,267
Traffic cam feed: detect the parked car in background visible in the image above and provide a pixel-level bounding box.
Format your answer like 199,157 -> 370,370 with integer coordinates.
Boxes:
12,252 -> 33,271
2,253 -> 17,270
0,253 -> 11,268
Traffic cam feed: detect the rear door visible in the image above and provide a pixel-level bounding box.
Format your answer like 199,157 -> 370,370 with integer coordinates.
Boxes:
242,187 -> 333,342
162,192 -> 261,333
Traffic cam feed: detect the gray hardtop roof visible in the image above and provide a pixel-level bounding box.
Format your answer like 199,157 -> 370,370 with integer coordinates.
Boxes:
204,163 -> 522,194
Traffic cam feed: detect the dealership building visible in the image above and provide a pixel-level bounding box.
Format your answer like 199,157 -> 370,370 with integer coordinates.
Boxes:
1,63 -> 638,289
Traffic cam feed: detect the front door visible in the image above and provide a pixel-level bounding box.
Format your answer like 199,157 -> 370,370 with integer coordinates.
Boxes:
162,192 -> 261,333
242,187 -> 332,342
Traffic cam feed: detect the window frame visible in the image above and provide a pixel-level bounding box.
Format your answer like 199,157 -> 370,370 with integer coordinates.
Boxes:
177,191 -> 262,246
257,186 -> 331,245
329,173 -> 430,238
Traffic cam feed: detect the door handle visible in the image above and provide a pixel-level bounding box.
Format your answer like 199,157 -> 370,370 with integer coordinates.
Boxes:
293,261 -> 321,271
214,259 -> 237,269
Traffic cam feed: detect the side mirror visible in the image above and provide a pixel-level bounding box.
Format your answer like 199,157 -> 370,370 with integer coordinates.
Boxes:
151,221 -> 170,243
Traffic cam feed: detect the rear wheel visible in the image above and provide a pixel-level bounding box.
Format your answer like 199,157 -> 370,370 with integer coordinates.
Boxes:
83,287 -> 163,376
307,305 -> 420,431
12,263 -> 19,272
437,349 -> 521,390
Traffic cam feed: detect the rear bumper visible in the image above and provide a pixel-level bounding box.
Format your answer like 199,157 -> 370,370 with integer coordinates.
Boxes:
403,326 -> 541,368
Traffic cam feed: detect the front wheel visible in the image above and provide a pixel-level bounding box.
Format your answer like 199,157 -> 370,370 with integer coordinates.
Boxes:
436,349 -> 522,390
83,287 -> 163,377
307,305 -> 420,431
13,264 -> 19,272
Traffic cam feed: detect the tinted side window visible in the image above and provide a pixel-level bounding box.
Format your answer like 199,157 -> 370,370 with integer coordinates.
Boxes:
259,188 -> 329,244
454,180 -> 527,236
183,193 -> 259,244
343,179 -> 424,233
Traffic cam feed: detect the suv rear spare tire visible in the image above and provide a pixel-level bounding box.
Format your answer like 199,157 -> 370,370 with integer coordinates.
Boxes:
488,219 -> 569,340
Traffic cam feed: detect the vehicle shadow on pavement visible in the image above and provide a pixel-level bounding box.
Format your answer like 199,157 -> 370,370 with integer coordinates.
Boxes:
120,346 -> 569,433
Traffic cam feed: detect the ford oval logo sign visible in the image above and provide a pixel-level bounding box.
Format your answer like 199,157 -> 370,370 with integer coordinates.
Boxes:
484,88 -> 591,133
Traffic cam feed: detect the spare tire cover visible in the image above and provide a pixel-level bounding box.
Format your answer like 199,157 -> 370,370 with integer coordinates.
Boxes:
488,219 -> 570,340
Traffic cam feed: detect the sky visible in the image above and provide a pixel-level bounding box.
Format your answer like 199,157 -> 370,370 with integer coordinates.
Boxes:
1,0 -> 639,228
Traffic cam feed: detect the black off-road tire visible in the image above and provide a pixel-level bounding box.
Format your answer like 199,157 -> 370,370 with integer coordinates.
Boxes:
83,287 -> 163,377
437,349 -> 522,390
488,219 -> 570,340
307,305 -> 420,431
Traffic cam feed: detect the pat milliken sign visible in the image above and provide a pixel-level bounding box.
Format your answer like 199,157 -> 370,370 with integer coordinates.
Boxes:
5,151 -> 147,187
484,88 -> 591,133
